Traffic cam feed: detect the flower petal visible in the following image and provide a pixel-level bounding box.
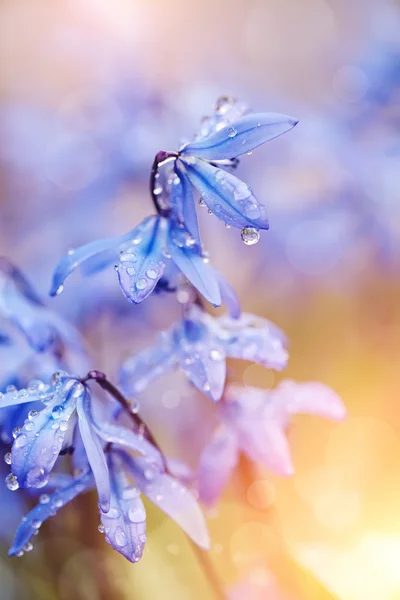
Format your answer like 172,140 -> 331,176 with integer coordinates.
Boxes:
197,425 -> 238,505
76,391 -> 110,512
93,420 -> 164,470
8,472 -> 92,557
172,163 -> 201,245
11,379 -> 82,488
168,227 -> 221,306
127,457 -> 210,550
178,157 -> 269,230
100,454 -> 146,563
180,113 -> 298,160
119,332 -> 176,394
50,229 -> 137,296
276,380 -> 346,421
117,216 -> 169,304
219,313 -> 288,370
0,381 -> 52,409
179,343 -> 226,402
238,418 -> 294,476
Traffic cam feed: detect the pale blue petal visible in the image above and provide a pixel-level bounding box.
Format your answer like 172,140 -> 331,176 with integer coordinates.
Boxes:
119,332 -> 176,394
100,454 -> 146,563
274,380 -> 346,421
127,457 -> 210,549
11,379 -> 81,488
171,163 -> 201,245
197,425 -> 238,505
168,228 -> 221,306
180,113 -> 298,160
50,229 -> 137,296
178,157 -> 269,230
76,391 -> 110,512
117,216 -> 169,304
218,313 -> 288,370
93,420 -> 164,470
179,342 -> 226,402
9,472 -> 93,556
0,382 -> 52,409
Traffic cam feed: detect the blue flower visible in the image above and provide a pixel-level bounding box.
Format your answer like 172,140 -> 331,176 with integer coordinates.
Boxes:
50,215 -> 222,306
120,306 -> 288,401
197,381 -> 346,505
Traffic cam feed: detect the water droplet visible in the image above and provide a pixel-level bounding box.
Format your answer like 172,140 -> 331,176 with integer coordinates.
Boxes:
14,433 -> 27,449
40,494 -> 50,504
225,223 -> 231,228
16,551 -> 24,557
105,507 -> 120,519
128,506 -> 145,523
155,494 -> 163,502
12,427 -> 22,439
144,468 -> 155,481
127,266 -> 135,276
23,542 -> 33,552
24,422 -> 34,432
115,527 -> 127,547
146,268 -> 158,280
215,96 -> 235,114
247,151 -> 253,156
207,209 -> 213,215
214,169 -> 225,181
210,349 -> 224,361
136,279 -> 147,290
98,524 -> 105,533
31,519 -> 42,529
52,405 -> 64,419
4,452 -> 12,465
153,184 -> 163,195
215,204 -> 222,213
198,197 -> 205,207
241,227 -> 260,245
26,467 -> 48,488
227,126 -> 237,138
18,389 -> 28,399
129,399 -> 140,414
203,382 -> 211,392
5,474 -> 19,491
28,410 -> 39,420
55,285 -> 64,296
6,385 -> 17,394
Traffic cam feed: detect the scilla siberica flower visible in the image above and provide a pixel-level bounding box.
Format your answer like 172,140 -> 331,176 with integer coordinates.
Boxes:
197,381 -> 346,506
120,305 -> 288,401
0,371 -> 209,560
49,97 -> 298,306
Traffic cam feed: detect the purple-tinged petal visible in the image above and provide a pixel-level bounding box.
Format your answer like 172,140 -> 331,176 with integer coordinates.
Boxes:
276,380 -> 346,421
166,458 -> 193,484
11,379 -> 82,489
50,229 -> 138,296
100,454 -> 146,563
215,271 -> 241,319
76,391 -> 110,512
119,332 -> 177,394
93,420 -> 164,470
178,157 -> 269,230
218,313 -> 288,370
172,163 -> 201,246
197,425 -> 239,506
237,417 -> 294,476
117,216 -> 169,304
127,457 -> 210,549
180,112 -> 298,160
168,228 -> 221,306
9,472 -> 92,557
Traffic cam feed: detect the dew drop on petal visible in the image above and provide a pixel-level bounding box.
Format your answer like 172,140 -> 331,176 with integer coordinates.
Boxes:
98,524 -> 105,534
146,269 -> 158,280
136,279 -> 148,290
52,405 -> 64,419
23,542 -> 33,552
5,474 -> 19,491
198,197 -> 205,207
227,126 -> 237,138
4,452 -> 12,465
241,227 -> 260,245
31,519 -> 42,529
39,494 -> 50,504
115,527 -> 127,547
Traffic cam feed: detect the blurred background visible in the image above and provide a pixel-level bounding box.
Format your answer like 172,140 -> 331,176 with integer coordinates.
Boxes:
0,0 -> 400,598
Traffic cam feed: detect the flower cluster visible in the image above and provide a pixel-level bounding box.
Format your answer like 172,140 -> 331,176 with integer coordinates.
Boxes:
0,98 -> 345,566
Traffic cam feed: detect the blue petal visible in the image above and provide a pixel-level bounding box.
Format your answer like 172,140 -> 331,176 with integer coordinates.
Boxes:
218,313 -> 289,370
117,216 -> 169,304
76,391 -> 110,512
9,472 -> 93,556
93,420 -> 164,470
168,225 -> 221,306
126,457 -> 210,550
0,381 -> 52,409
178,157 -> 269,230
119,333 -> 176,394
180,113 -> 298,160
100,453 -> 146,563
11,379 -> 82,488
50,229 -> 138,296
171,163 -> 201,246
